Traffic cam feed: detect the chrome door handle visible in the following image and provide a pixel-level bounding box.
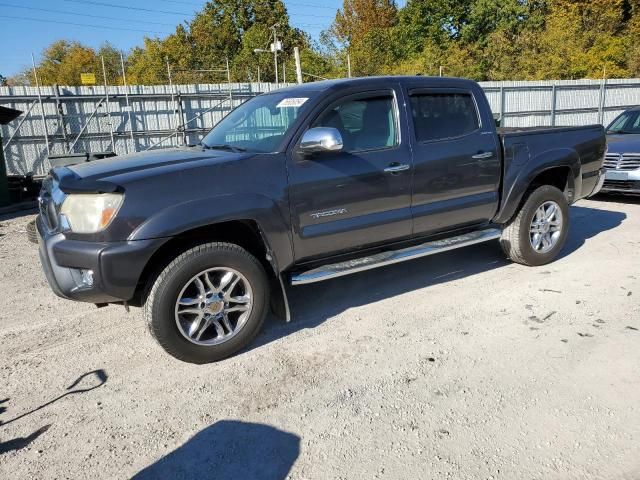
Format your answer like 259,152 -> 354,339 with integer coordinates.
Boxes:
384,163 -> 410,173
472,152 -> 495,160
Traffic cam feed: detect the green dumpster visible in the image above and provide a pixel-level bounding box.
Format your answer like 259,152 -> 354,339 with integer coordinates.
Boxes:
0,106 -> 23,207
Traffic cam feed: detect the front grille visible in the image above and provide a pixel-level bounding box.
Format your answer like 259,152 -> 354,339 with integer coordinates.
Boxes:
604,153 -> 640,171
602,180 -> 640,191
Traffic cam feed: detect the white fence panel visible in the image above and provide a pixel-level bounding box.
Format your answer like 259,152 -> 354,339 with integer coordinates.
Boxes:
2,79 -> 640,176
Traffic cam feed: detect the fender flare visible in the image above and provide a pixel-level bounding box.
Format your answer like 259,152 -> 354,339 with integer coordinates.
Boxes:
494,147 -> 581,224
128,193 -> 295,272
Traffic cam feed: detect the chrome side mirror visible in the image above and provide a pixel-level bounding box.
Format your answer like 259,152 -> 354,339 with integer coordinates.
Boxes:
299,127 -> 343,154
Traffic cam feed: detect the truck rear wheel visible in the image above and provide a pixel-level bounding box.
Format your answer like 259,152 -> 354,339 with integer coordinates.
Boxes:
144,242 -> 270,364
500,185 -> 569,266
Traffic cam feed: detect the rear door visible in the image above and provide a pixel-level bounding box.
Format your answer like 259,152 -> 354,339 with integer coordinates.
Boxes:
407,88 -> 501,235
287,87 -> 413,261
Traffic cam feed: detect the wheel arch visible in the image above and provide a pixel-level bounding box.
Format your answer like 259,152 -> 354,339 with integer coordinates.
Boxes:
130,219 -> 291,321
495,148 -> 581,224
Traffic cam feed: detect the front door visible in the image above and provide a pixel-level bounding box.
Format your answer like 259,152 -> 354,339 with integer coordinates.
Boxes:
287,88 -> 413,262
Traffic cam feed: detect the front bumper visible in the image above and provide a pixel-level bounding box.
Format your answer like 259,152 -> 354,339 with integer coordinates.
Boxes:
600,167 -> 640,194
36,214 -> 165,304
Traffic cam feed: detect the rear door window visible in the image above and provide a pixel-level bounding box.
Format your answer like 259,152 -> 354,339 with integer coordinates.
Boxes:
410,93 -> 480,143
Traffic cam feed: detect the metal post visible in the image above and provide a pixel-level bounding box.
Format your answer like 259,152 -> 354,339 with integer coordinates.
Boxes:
226,57 -> 233,111
439,66 -> 444,77
598,78 -> 608,125
101,56 -> 116,153
272,24 -> 279,85
53,84 -> 70,151
294,47 -> 303,84
31,53 -> 50,156
177,91 -> 186,145
600,79 -> 608,126
499,86 -> 506,126
257,66 -> 261,83
120,51 -> 135,153
283,62 -> 286,83
347,53 -> 351,78
166,58 -> 177,147
550,84 -> 557,127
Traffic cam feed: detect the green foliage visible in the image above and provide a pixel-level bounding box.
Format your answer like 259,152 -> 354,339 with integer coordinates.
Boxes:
24,0 -> 640,85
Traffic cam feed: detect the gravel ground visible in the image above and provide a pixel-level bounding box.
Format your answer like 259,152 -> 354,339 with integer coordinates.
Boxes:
0,196 -> 639,480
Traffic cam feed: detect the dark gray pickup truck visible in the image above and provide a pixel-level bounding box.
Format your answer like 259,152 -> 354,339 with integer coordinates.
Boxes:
35,76 -> 606,363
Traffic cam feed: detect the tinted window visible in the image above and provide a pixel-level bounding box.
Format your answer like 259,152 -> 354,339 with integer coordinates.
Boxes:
313,95 -> 397,152
607,110 -> 640,134
410,93 -> 479,142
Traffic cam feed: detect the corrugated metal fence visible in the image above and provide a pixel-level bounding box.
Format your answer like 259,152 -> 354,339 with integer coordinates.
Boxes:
1,78 -> 639,176
0,82 -> 291,176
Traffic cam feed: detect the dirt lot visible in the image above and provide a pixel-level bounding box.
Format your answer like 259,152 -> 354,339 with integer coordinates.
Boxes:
0,196 -> 638,479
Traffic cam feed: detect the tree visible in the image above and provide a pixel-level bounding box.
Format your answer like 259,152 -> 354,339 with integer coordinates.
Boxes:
29,40 -> 97,86
0,74 -> 6,86
127,0 -> 310,84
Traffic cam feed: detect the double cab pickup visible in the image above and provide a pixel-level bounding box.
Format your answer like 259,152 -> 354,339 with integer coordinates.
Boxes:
35,76 -> 606,363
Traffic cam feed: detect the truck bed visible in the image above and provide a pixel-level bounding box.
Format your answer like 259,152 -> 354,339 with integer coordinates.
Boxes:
493,123 -> 606,223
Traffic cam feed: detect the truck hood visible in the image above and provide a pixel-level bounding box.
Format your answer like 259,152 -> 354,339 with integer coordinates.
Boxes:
68,147 -> 251,185
606,134 -> 640,154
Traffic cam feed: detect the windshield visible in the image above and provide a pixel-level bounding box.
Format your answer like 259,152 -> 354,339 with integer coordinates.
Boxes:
607,110 -> 640,134
201,92 -> 315,153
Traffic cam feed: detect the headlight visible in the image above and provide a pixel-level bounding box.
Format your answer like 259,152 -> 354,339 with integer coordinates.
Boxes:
60,193 -> 124,233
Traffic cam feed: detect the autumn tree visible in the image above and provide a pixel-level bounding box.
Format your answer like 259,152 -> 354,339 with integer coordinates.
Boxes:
326,0 -> 398,75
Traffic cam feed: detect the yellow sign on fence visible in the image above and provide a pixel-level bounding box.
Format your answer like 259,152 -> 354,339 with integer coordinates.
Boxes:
80,73 -> 96,85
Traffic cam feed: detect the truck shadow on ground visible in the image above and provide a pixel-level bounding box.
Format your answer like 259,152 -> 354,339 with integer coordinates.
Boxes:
255,205 -> 626,348
0,370 -> 107,455
132,420 -> 300,480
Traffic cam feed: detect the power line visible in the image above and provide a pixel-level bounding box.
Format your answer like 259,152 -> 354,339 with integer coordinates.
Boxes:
0,14 -> 171,34
288,13 -> 334,18
62,0 -> 193,16
0,2 -> 178,26
157,0 -> 340,10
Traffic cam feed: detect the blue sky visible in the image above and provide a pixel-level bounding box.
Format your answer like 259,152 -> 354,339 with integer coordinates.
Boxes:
0,0 -> 353,77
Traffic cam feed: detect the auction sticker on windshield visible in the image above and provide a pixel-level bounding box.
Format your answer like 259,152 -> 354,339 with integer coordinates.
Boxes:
276,97 -> 308,108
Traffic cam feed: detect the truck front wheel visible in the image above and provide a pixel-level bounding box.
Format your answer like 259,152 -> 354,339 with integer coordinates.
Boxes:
500,185 -> 569,266
144,242 -> 270,364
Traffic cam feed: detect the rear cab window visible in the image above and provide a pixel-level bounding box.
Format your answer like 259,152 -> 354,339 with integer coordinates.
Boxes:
409,92 -> 480,143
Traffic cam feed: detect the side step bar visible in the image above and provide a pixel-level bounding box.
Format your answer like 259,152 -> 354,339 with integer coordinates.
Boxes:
291,228 -> 502,285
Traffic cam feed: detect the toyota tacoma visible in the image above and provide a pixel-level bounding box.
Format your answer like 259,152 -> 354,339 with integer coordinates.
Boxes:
34,77 -> 606,363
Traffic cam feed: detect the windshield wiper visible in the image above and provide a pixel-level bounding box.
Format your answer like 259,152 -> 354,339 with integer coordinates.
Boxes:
200,143 -> 247,152
607,129 -> 634,134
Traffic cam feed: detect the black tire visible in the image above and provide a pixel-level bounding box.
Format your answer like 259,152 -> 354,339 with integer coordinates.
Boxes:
144,242 -> 270,364
500,185 -> 569,266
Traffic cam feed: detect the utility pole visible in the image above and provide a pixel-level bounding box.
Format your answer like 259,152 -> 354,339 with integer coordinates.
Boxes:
271,23 -> 280,85
347,53 -> 352,78
294,47 -> 303,84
